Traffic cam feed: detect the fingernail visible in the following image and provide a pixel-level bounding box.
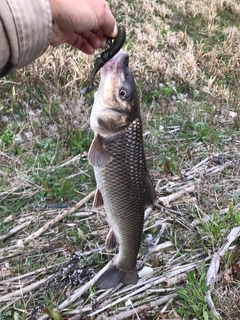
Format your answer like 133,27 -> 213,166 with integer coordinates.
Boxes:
113,24 -> 118,38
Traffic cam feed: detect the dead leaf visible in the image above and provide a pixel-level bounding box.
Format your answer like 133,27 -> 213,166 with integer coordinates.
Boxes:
0,268 -> 13,280
232,263 -> 240,279
223,270 -> 233,283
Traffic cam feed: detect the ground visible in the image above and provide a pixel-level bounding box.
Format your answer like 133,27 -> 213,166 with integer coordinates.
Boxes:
0,0 -> 240,319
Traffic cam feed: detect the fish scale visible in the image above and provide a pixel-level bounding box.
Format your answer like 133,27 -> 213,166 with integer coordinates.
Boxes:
94,119 -> 146,271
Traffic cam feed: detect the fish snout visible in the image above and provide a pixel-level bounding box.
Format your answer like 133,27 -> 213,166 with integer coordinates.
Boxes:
114,49 -> 129,66
101,50 -> 129,75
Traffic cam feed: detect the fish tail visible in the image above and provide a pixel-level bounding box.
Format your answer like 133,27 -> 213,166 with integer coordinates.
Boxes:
95,265 -> 139,289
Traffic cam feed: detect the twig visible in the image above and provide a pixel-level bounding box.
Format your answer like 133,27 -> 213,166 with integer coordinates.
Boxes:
3,214 -> 13,223
139,223 -> 168,267
185,161 -> 232,181
0,221 -> 31,241
144,218 -> 171,231
158,185 -> 195,206
89,261 -> 202,317
154,202 -> 184,216
160,296 -> 174,315
113,294 -> 178,320
148,287 -> 176,294
205,226 -> 240,318
0,244 -> 21,254
0,252 -> 23,264
188,157 -> 209,171
0,300 -> 18,314
0,264 -> 59,285
0,275 -> 53,302
125,299 -> 141,320
0,150 -> 21,163
0,170 -> 8,177
152,241 -> 174,253
23,191 -> 95,243
38,260 -> 112,320
144,205 -> 154,219
51,154 -> 81,169
163,273 -> 187,287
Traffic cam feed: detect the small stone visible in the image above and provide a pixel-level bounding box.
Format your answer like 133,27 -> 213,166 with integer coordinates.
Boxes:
138,266 -> 154,278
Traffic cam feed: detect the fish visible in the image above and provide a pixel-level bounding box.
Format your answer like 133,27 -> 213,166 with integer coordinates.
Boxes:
88,49 -> 155,289
81,25 -> 126,95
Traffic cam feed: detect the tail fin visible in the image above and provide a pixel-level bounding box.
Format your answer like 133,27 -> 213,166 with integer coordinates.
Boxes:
95,265 -> 139,289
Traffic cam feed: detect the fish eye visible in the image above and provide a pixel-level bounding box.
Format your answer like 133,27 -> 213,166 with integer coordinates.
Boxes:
119,88 -> 129,100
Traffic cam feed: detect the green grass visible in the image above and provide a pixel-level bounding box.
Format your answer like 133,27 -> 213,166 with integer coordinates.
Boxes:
176,262 -> 218,320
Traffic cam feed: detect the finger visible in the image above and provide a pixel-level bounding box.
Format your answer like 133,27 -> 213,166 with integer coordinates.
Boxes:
81,31 -> 102,49
97,6 -> 117,38
87,28 -> 107,49
66,33 -> 95,54
78,41 -> 95,54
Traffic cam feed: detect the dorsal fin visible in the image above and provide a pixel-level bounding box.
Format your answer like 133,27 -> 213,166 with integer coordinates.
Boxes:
88,134 -> 113,167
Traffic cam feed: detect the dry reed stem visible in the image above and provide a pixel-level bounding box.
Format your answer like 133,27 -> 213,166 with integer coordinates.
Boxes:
158,185 -> 196,206
113,293 -> 178,320
23,190 -> 95,244
0,275 -> 53,302
205,226 -> 240,317
89,261 -> 203,317
0,222 -> 31,241
0,264 -> 59,285
140,222 -> 168,266
38,260 -> 113,320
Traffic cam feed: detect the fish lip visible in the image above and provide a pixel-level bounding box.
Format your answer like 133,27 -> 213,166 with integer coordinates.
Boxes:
101,49 -> 128,77
105,49 -> 127,64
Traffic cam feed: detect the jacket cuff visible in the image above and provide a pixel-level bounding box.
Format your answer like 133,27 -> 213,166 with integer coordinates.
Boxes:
3,0 -> 52,70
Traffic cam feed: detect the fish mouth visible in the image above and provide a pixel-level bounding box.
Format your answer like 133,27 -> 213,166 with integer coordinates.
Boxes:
101,49 -> 129,78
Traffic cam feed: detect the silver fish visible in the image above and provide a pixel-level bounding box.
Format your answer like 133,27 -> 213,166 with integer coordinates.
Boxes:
88,49 -> 155,289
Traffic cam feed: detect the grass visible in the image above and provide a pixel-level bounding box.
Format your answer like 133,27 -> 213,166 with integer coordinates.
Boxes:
176,262 -> 218,320
0,0 -> 240,319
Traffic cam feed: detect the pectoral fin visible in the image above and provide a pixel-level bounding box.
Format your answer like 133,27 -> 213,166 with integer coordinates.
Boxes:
93,188 -> 104,208
145,172 -> 155,206
88,134 -> 113,167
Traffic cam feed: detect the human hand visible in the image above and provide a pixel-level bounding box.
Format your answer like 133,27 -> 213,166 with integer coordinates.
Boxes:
49,0 -> 117,54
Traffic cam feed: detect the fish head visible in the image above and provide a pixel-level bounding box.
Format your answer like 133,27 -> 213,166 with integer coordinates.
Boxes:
90,50 -> 140,135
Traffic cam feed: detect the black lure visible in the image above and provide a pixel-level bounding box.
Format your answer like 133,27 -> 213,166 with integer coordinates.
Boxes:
81,25 -> 126,95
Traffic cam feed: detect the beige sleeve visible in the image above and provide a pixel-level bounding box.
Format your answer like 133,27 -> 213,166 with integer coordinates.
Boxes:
0,0 -> 52,77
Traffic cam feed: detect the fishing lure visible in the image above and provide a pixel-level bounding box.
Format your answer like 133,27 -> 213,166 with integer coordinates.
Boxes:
81,25 -> 126,95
